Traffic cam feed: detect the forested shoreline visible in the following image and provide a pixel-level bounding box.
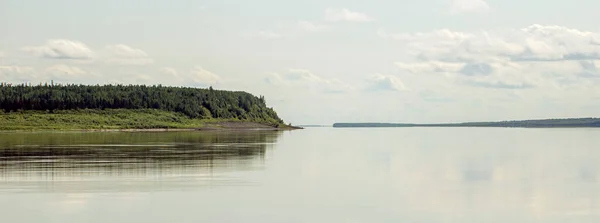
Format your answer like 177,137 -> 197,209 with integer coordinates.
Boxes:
0,83 -> 290,130
0,83 -> 283,123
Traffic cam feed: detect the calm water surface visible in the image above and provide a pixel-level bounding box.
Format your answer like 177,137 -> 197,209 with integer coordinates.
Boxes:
1,128 -> 600,222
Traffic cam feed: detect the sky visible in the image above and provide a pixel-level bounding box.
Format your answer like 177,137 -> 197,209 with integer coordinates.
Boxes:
2,0 -> 600,124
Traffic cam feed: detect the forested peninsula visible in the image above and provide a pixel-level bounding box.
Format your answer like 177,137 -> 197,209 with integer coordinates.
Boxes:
334,118 -> 600,128
0,83 -> 299,131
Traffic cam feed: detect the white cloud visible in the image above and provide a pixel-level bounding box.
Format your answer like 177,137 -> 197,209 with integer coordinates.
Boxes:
103,44 -> 153,65
0,66 -> 38,82
256,30 -> 283,39
44,65 -> 101,84
366,74 -> 406,91
0,65 -> 95,83
450,0 -> 490,14
578,61 -> 600,78
459,63 -> 494,76
383,25 -> 600,91
265,69 -> 354,93
160,67 -> 178,77
297,21 -> 329,32
266,69 -> 325,85
252,21 -> 328,39
381,29 -> 516,62
418,90 -> 454,103
45,64 -> 89,81
285,69 -> 324,82
324,8 -> 374,22
103,66 -> 220,87
158,67 -> 186,86
190,67 -> 220,85
395,61 -> 463,74
515,25 -> 600,61
384,25 -> 600,63
20,40 -> 153,65
264,73 -> 285,86
464,80 -> 534,89
22,39 -> 94,60
325,79 -> 355,93
105,73 -> 159,86
133,74 -> 154,82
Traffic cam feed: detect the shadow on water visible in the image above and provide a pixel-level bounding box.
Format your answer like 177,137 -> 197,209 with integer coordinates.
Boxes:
0,131 -> 282,192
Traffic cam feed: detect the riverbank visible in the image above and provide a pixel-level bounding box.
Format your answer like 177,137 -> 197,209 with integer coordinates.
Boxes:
0,109 -> 302,131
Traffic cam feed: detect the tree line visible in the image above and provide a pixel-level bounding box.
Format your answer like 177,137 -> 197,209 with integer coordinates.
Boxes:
0,83 -> 284,124
333,118 -> 600,128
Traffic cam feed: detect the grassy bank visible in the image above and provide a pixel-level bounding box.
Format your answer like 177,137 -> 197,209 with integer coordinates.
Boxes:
0,109 -> 293,131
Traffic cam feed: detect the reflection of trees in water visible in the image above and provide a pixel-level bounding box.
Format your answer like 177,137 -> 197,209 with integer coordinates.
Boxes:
0,131 -> 282,179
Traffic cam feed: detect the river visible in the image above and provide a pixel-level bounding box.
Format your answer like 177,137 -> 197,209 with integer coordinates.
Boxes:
1,128 -> 600,222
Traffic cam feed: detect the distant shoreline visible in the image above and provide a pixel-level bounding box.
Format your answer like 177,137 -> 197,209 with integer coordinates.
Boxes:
333,118 -> 600,128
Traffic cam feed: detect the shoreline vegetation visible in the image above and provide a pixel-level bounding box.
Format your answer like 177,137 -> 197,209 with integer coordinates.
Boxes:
333,118 -> 600,128
0,109 -> 301,131
0,83 -> 302,131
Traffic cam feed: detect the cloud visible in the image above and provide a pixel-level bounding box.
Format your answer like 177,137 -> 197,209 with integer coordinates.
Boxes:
252,21 -> 328,39
160,67 -> 178,77
510,25 -> 600,62
264,73 -> 283,86
103,44 -> 153,65
0,65 -> 94,83
104,73 -> 159,86
579,61 -> 597,72
0,66 -> 38,81
384,25 -> 600,90
297,21 -> 329,32
396,61 -> 463,74
190,67 -> 220,85
133,74 -> 154,82
465,80 -> 535,89
105,66 -> 220,87
450,0 -> 490,14
158,67 -> 186,85
459,63 -> 493,76
265,69 -> 354,93
45,64 -> 89,80
256,31 -> 283,39
324,79 -> 355,93
284,69 -> 323,82
366,74 -> 406,91
21,40 -> 153,65
324,8 -> 374,22
381,29 -> 519,62
418,90 -> 454,103
385,25 -> 600,63
577,61 -> 600,78
22,39 -> 93,60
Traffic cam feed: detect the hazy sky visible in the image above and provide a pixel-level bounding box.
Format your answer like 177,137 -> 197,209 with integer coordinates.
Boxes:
2,0 -> 600,124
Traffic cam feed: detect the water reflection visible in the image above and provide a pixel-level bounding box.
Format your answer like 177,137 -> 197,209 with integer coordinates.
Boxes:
0,131 -> 281,192
4,128 -> 600,222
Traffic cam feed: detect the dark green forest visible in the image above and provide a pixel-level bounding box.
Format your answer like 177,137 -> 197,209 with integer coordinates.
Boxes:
0,83 -> 283,124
